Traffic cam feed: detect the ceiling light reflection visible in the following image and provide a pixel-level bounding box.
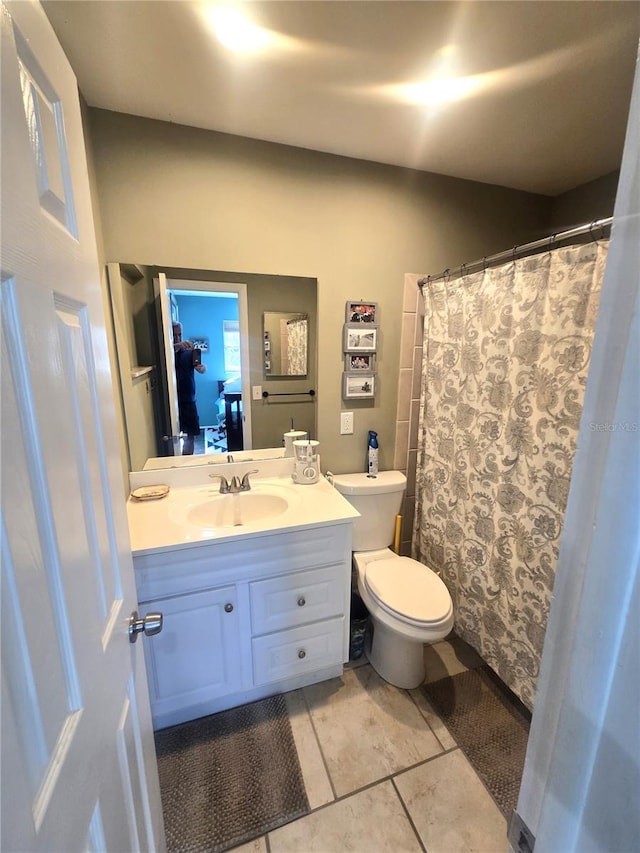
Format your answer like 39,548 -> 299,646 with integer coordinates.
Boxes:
374,30 -> 613,110
208,7 -> 270,52
200,4 -> 302,55
396,76 -> 482,106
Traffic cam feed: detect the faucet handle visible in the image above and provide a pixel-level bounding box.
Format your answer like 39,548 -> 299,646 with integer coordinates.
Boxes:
240,469 -> 260,491
208,473 -> 231,493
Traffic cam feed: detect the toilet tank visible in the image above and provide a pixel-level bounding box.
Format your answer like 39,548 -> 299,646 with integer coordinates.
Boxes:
332,471 -> 407,551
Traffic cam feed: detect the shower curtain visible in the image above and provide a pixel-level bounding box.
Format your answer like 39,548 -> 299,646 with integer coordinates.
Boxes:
413,240 -> 609,710
281,318 -> 308,375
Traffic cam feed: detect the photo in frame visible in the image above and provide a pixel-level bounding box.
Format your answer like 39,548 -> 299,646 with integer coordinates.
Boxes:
342,372 -> 376,400
343,323 -> 378,353
345,352 -> 375,372
345,301 -> 378,323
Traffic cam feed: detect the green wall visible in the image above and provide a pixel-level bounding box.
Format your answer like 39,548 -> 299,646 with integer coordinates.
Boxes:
87,108 -> 552,473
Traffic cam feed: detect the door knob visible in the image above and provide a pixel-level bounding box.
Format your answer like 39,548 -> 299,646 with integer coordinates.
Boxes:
129,610 -> 163,643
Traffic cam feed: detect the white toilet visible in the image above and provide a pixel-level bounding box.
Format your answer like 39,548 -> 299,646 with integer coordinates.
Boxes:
332,471 -> 454,689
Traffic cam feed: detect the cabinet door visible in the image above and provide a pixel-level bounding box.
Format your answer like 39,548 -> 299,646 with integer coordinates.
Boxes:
143,586 -> 242,728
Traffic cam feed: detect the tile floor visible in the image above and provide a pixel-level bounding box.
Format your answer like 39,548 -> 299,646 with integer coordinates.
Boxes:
232,637 -> 510,853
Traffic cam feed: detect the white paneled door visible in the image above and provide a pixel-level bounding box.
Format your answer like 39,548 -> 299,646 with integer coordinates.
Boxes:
1,2 -> 165,850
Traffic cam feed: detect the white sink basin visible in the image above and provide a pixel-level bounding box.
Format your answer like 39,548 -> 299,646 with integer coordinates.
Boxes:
186,492 -> 290,528
127,469 -> 362,553
169,481 -> 302,531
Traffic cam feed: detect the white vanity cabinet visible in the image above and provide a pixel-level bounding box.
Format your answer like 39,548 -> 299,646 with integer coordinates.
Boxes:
134,521 -> 352,729
139,585 -> 243,727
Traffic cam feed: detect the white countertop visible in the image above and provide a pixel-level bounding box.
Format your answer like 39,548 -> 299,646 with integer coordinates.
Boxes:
126,472 -> 359,556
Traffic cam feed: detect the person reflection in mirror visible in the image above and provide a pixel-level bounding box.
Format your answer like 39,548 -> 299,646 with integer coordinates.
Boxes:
172,321 -> 206,455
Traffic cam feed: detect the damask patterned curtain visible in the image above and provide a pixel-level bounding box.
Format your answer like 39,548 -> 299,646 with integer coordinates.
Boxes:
413,241 -> 609,710
284,318 -> 308,375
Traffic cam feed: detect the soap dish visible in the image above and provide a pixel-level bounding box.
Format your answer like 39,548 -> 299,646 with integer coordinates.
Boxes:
131,485 -> 170,501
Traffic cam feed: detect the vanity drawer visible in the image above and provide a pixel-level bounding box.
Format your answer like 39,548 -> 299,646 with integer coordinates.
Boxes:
250,564 -> 344,635
252,618 -> 344,686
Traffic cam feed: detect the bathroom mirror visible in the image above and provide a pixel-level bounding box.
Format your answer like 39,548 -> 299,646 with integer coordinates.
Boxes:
263,312 -> 308,377
107,263 -> 317,472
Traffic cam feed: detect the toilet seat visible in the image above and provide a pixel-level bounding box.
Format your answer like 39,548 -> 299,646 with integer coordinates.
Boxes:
364,556 -> 452,628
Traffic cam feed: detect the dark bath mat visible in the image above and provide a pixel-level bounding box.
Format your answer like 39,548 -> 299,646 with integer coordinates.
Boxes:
154,694 -> 310,852
422,666 -> 530,818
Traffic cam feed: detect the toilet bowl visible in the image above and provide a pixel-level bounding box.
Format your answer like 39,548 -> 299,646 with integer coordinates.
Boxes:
332,471 -> 454,689
354,547 -> 453,688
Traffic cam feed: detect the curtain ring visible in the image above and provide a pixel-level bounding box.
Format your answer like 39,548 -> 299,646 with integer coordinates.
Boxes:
589,220 -> 602,245
460,263 -> 467,278
512,245 -> 518,262
482,257 -> 488,271
548,233 -> 556,253
443,268 -> 451,283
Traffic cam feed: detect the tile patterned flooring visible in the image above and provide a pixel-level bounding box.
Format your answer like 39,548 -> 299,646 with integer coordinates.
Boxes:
232,638 -> 509,853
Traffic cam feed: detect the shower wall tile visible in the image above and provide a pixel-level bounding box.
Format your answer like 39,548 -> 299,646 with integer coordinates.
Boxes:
403,274 -> 422,313
400,313 -> 417,368
406,450 -> 418,496
394,420 -> 410,470
409,400 -> 420,450
414,300 -> 425,346
395,274 -> 422,557
402,496 -> 415,540
396,369 -> 413,421
411,347 -> 423,400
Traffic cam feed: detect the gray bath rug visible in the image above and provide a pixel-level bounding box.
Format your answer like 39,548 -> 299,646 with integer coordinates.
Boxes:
422,666 -> 531,818
154,694 -> 310,852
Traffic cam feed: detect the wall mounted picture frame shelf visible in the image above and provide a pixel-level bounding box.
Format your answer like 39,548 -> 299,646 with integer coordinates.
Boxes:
342,300 -> 378,401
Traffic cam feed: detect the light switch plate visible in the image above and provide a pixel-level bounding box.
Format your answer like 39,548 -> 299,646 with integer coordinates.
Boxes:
340,412 -> 354,434
252,385 -> 263,400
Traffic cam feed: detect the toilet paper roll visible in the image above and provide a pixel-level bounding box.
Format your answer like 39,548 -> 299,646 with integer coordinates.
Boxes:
284,430 -> 307,456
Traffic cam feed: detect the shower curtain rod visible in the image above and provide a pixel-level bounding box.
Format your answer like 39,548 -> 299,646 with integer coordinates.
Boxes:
417,216 -> 612,288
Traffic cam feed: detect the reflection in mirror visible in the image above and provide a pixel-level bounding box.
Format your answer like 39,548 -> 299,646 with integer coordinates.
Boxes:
106,263 -> 317,473
263,312 -> 308,377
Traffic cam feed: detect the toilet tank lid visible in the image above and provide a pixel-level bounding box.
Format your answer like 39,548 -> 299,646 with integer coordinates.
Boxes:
332,470 -> 407,495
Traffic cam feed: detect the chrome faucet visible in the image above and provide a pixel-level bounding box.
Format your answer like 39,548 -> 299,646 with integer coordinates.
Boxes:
230,469 -> 259,493
208,473 -> 231,493
209,469 -> 259,493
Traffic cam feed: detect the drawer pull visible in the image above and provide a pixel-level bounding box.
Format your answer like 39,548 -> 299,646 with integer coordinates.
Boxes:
224,603 -> 234,613
298,649 -> 306,659
297,596 -> 306,607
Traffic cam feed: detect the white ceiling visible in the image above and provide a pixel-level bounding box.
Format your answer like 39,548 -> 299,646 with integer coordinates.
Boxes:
43,1 -> 640,197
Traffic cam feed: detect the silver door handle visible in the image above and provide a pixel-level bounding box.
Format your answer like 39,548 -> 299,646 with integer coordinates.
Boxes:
129,610 -> 163,643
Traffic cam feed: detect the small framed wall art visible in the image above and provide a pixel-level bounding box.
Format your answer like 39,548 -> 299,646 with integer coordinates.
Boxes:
343,373 -> 376,400
343,323 -> 378,353
346,301 -> 378,323
345,352 -> 375,372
